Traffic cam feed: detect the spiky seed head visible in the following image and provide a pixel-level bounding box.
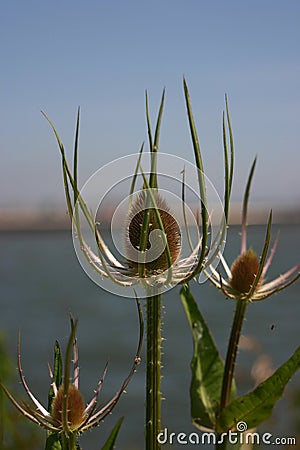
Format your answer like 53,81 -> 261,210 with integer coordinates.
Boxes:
52,384 -> 86,430
125,191 -> 181,274
230,248 -> 260,294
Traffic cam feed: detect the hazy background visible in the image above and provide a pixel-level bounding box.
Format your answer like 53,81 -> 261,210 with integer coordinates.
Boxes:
1,1 -> 300,227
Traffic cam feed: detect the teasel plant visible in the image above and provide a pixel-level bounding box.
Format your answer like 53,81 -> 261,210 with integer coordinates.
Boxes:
0,307 -> 143,450
41,78 -> 226,450
210,157 -> 300,419
180,100 -> 300,449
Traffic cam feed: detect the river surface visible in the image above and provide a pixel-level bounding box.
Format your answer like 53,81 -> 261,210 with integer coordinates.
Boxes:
0,225 -> 300,449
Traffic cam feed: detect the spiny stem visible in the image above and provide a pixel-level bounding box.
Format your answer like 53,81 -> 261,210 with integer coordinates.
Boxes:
69,434 -> 77,450
216,298 -> 248,450
146,293 -> 162,450
61,433 -> 78,450
220,298 -> 248,410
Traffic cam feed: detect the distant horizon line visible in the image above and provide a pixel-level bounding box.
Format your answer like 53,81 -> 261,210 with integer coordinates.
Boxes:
0,204 -> 299,231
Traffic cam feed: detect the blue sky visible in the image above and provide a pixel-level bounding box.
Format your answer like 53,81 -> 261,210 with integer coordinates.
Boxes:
1,1 -> 300,213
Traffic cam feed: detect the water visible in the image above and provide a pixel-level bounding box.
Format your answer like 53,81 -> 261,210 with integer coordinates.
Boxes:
0,225 -> 300,449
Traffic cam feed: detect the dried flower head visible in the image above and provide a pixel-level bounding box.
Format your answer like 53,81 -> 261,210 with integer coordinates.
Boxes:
126,191 -> 181,274
230,248 -> 260,294
207,159 -> 300,301
52,384 -> 86,431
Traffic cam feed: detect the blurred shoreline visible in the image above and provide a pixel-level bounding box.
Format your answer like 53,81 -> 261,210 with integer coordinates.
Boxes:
0,203 -> 300,231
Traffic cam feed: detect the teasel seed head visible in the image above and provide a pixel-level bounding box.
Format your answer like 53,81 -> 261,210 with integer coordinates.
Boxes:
52,384 -> 86,430
125,191 -> 181,274
230,248 -> 260,295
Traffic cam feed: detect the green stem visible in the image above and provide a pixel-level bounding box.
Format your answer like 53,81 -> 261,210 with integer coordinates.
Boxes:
220,299 -> 248,409
216,298 -> 248,450
61,433 -> 78,450
146,293 -> 162,450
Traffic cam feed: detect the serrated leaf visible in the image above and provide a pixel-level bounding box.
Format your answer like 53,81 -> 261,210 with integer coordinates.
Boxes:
180,285 -> 236,430
217,344 -> 300,432
101,417 -> 124,450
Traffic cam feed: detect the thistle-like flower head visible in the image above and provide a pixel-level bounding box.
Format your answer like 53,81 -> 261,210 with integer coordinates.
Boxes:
208,158 -> 300,301
51,384 -> 86,431
125,190 -> 182,274
229,248 -> 260,294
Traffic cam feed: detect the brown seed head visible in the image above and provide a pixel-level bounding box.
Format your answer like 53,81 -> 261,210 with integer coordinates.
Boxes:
125,191 -> 181,274
52,384 -> 86,430
230,248 -> 260,295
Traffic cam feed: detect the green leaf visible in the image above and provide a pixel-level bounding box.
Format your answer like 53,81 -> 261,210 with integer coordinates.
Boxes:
223,95 -> 234,223
129,142 -> 144,197
42,111 -> 95,231
73,107 -> 80,206
180,285 -> 236,430
247,210 -> 272,299
153,89 -> 165,150
145,89 -> 165,190
48,340 -> 62,411
217,344 -> 300,432
241,157 -> 257,253
45,433 -> 62,450
101,417 -> 124,450
62,318 -> 78,434
182,79 -> 208,280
